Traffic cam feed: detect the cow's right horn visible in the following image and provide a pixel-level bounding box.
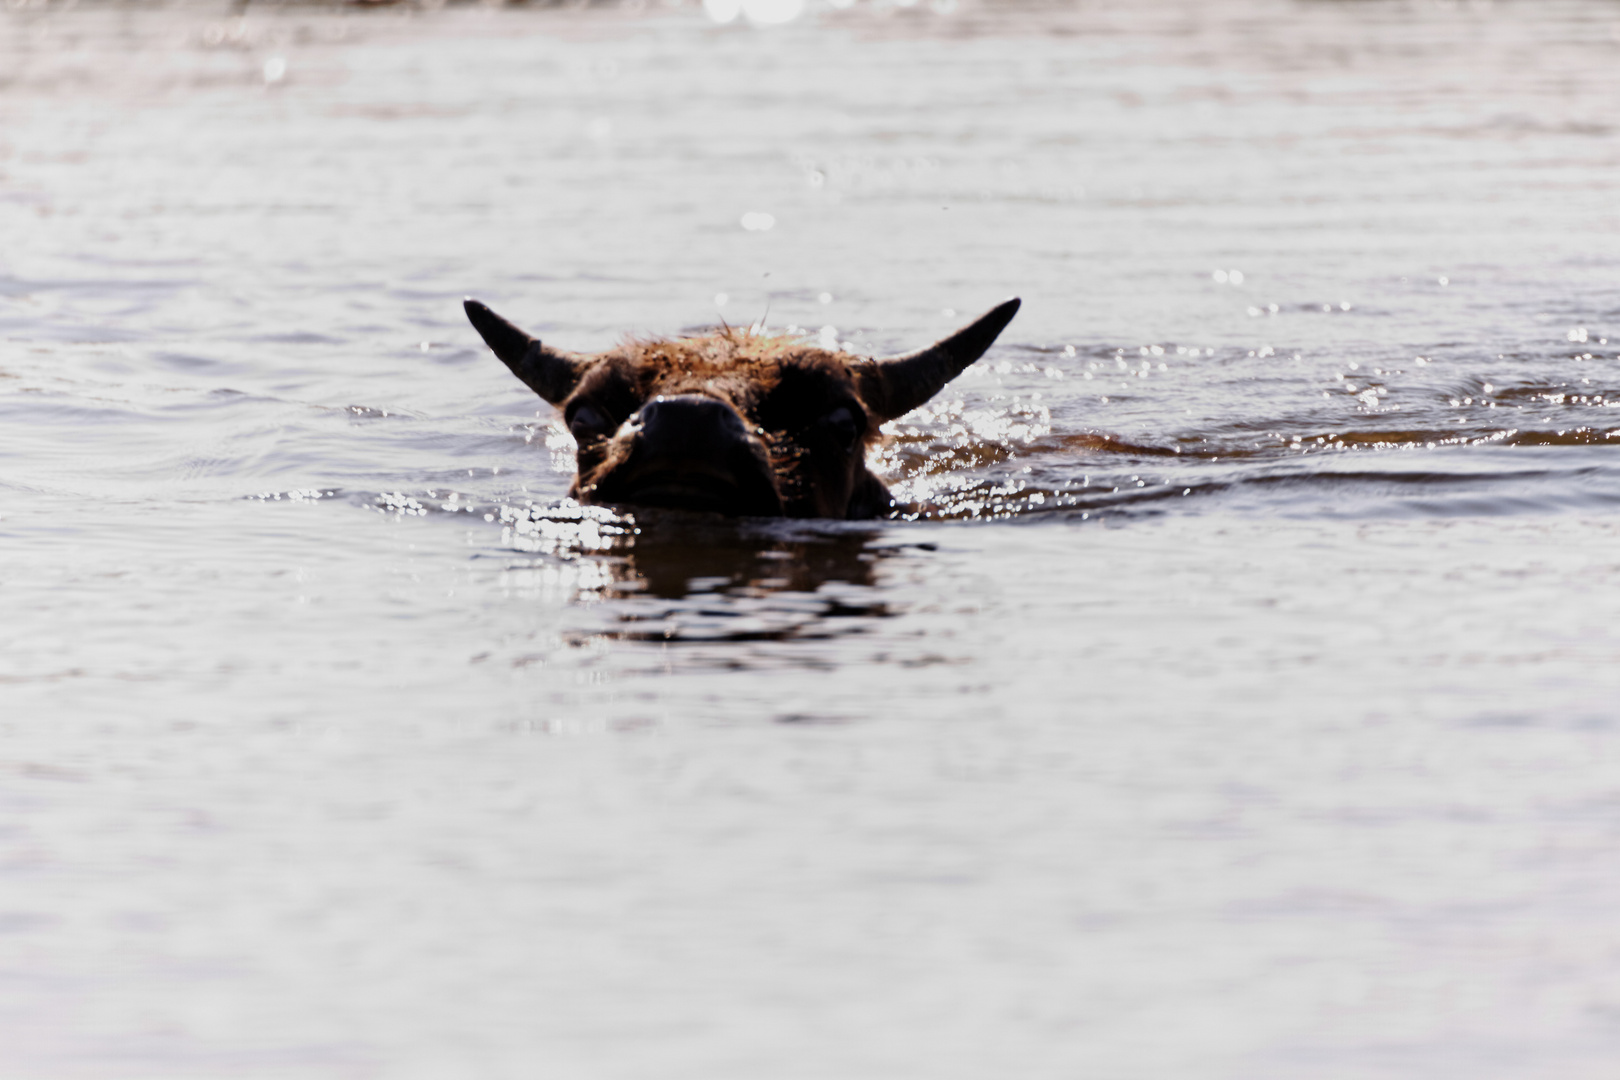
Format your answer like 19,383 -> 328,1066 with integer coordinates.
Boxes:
464,299 -> 591,404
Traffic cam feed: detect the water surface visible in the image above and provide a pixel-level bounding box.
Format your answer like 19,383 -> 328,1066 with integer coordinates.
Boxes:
3,1 -> 1620,1076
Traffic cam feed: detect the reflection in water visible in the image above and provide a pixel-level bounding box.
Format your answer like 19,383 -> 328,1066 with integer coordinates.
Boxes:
481,499 -> 902,642
606,512 -> 885,600
489,498 -> 887,600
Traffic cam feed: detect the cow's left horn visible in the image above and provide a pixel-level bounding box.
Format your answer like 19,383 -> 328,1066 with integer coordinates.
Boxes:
856,297 -> 1021,422
464,298 -> 591,405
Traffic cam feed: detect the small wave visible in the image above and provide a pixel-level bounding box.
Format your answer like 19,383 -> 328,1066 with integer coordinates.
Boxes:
897,445 -> 1620,522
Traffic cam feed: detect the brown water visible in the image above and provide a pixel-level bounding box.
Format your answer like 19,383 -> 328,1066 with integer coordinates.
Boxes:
4,1 -> 1620,1076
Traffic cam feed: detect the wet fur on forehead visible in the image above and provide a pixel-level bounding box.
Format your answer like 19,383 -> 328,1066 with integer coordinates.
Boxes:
583,328 -> 869,427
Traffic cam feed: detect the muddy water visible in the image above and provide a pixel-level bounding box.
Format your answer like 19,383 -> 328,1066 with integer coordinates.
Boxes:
4,1 -> 1620,1076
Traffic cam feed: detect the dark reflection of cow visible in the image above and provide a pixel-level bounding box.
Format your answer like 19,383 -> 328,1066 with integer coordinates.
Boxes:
464,296 -> 1020,519
610,518 -> 887,601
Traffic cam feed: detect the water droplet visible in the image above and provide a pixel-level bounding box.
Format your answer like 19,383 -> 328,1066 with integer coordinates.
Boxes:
740,211 -> 775,231
262,57 -> 287,85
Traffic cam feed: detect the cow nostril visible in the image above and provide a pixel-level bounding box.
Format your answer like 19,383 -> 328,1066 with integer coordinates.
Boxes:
637,395 -> 749,437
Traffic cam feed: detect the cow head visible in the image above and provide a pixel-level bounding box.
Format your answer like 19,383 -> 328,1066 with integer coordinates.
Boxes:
464,296 -> 1021,519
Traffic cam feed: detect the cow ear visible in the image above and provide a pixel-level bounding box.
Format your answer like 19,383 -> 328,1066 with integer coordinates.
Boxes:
854,298 -> 1021,422
464,299 -> 593,405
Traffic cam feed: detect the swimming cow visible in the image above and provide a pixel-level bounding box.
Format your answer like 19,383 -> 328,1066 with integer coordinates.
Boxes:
464,297 -> 1021,519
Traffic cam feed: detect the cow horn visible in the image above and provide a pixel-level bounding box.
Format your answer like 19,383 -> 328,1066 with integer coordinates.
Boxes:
464,298 -> 591,405
856,298 -> 1022,421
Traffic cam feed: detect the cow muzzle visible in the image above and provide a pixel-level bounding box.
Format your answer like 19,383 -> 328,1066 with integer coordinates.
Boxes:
592,394 -> 783,517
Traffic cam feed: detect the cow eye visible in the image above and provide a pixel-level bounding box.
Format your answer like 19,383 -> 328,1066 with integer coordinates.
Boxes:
821,405 -> 860,451
566,403 -> 613,442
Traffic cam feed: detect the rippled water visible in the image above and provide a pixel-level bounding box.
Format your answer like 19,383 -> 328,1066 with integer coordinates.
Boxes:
5,1 -> 1620,1076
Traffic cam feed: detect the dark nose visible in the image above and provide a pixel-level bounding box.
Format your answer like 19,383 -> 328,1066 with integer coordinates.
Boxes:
634,394 -> 751,459
605,393 -> 782,515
